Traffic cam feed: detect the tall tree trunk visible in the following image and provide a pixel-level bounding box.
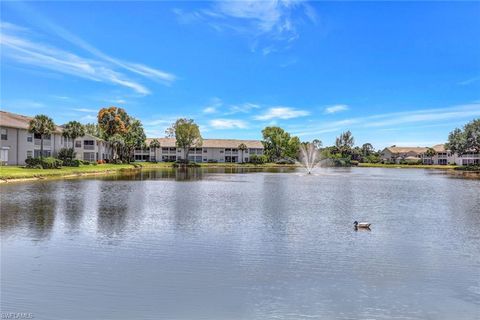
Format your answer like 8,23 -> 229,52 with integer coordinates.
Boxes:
40,135 -> 44,161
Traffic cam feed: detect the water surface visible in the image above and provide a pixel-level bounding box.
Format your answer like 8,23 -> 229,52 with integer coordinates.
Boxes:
1,167 -> 479,319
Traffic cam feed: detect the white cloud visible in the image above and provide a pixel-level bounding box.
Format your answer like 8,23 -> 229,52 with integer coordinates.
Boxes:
209,119 -> 248,129
458,76 -> 480,86
227,102 -> 260,114
202,97 -> 222,114
324,104 -> 349,114
174,0 -> 316,53
79,114 -> 97,123
0,22 -> 176,95
293,103 -> 480,137
255,107 -> 309,120
73,108 -> 97,113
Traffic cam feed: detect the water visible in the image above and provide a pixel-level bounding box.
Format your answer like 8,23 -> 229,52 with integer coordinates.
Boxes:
1,167 -> 479,320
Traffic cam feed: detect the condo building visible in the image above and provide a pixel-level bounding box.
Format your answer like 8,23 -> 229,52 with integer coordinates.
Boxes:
0,111 -> 111,165
134,138 -> 264,163
381,144 -> 479,165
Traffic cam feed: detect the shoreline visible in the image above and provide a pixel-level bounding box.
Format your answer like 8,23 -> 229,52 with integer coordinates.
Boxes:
1,162 -> 478,184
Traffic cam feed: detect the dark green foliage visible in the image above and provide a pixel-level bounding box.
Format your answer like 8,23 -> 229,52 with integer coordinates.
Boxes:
249,154 -> 268,164
26,157 -> 62,169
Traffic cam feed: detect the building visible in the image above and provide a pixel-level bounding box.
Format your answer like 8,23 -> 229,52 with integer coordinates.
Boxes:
381,144 -> 479,165
134,138 -> 264,163
0,111 -> 111,165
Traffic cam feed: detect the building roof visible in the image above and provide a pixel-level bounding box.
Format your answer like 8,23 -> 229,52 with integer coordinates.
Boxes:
383,146 -> 429,154
146,137 -> 263,149
0,110 -> 63,133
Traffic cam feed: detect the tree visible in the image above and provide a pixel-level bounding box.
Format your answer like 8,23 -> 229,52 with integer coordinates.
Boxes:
166,118 -> 202,163
28,115 -> 56,160
312,139 -> 322,150
149,139 -> 161,161
62,121 -> 85,150
98,107 -> 130,139
335,130 -> 355,157
238,143 -> 247,163
108,133 -> 125,161
261,126 -> 300,162
425,148 -> 436,158
361,143 -> 374,157
84,123 -> 102,138
446,119 -> 480,155
123,119 -> 146,162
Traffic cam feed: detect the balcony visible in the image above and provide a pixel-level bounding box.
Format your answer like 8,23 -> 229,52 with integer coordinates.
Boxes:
34,139 -> 51,146
84,145 -> 95,150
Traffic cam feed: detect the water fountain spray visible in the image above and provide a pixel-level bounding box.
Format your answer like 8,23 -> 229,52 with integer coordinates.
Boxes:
298,143 -> 322,174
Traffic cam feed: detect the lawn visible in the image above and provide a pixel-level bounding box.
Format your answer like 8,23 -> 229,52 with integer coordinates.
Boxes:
0,163 -> 136,180
358,163 -> 458,170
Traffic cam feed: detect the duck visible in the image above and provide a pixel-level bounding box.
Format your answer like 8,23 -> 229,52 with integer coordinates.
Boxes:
354,221 -> 371,228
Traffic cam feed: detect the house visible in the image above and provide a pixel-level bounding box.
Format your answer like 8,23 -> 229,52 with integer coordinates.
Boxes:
134,138 -> 264,163
381,144 -> 479,165
0,110 -> 111,165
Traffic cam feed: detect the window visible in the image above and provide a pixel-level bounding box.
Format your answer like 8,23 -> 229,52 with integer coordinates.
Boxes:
84,140 -> 94,146
162,147 -> 169,152
177,149 -> 181,153
203,149 -> 207,153
34,150 -> 51,158
83,152 -> 96,162
75,140 -> 82,148
1,128 -> 7,140
44,134 -> 51,140
245,149 -> 249,153
27,135 -> 33,142
225,148 -> 231,152
245,157 -> 249,162
26,150 -> 33,158
220,150 -> 224,153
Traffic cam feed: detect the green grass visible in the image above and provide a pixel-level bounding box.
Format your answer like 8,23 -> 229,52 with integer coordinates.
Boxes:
358,163 -> 458,170
0,163 -> 136,180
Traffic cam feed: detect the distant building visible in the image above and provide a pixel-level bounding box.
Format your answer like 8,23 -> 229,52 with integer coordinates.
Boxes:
0,111 -> 111,165
134,138 -> 264,163
381,144 -> 479,165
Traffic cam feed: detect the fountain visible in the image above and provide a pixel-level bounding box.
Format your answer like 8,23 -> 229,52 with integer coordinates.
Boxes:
298,143 -> 323,174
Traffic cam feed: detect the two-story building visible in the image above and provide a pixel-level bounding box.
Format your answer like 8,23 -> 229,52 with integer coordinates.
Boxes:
134,138 -> 264,163
0,110 -> 111,165
381,144 -> 479,165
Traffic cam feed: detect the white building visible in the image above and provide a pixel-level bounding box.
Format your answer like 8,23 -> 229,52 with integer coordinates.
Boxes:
381,144 -> 479,165
134,138 -> 264,163
0,111 -> 111,165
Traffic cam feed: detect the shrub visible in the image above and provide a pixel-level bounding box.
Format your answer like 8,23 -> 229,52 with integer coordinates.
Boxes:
57,148 -> 76,162
63,159 -> 81,167
97,160 -> 105,164
207,159 -> 218,163
250,154 -> 267,164
351,160 -> 359,166
26,157 -> 63,169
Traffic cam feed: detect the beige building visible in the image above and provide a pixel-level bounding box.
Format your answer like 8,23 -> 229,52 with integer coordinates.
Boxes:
381,144 -> 479,165
134,138 -> 264,163
0,111 -> 111,165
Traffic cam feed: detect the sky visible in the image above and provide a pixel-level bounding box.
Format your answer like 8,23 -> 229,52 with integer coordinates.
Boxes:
1,1 -> 479,149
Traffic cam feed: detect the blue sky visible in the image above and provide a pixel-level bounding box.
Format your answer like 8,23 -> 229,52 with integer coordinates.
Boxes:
1,1 -> 479,149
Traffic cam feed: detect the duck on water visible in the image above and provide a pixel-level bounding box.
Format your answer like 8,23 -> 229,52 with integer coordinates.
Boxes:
354,221 -> 371,229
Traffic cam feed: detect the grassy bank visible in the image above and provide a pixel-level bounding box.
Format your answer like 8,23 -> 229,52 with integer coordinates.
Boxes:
0,163 -> 136,180
358,163 -> 458,170
0,162 -> 298,181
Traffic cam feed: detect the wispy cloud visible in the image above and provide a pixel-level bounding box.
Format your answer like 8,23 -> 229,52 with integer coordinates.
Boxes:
173,0 -> 316,54
0,21 -> 175,95
293,103 -> 480,137
72,108 -> 97,113
255,107 -> 309,120
203,97 -> 223,114
458,76 -> 480,86
209,119 -> 248,129
324,104 -> 349,114
227,102 -> 260,115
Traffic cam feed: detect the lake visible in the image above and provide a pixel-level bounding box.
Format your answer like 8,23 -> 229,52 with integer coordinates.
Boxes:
1,167 -> 479,320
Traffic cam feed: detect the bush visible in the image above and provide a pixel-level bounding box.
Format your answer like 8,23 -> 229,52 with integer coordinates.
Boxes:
455,164 -> 480,171
207,159 -> 218,163
97,160 -> 106,164
250,154 -> 268,164
63,159 -> 81,167
57,148 -> 76,162
351,160 -> 359,166
26,157 -> 62,169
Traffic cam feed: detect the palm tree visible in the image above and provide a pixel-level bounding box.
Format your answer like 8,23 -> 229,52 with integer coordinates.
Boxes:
424,147 -> 436,165
238,143 -> 247,163
149,139 -> 161,162
62,121 -> 85,150
28,115 -> 56,160
108,134 -> 125,161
